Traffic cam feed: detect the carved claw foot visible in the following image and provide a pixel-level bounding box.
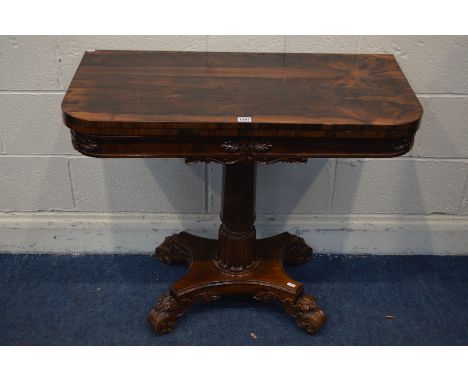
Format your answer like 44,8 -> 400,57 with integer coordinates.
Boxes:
154,234 -> 190,265
281,236 -> 313,265
147,295 -> 188,334
284,295 -> 326,335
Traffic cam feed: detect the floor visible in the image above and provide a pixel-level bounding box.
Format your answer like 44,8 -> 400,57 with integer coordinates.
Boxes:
0,253 -> 466,345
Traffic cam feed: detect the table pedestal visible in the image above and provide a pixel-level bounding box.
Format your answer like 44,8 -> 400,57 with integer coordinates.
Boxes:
147,163 -> 326,335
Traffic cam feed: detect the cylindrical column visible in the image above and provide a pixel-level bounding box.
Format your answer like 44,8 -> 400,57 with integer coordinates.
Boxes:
215,163 -> 257,273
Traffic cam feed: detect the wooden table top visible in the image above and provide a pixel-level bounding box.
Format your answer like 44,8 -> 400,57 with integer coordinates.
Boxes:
62,50 -> 422,161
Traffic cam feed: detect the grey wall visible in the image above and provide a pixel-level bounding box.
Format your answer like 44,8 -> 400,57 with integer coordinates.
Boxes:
1,36 -> 468,254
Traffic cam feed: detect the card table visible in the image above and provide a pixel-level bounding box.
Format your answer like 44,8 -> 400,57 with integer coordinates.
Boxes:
62,50 -> 422,334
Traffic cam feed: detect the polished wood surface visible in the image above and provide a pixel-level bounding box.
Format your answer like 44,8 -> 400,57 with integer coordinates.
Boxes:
62,50 -> 422,335
63,50 -> 422,132
62,50 -> 422,161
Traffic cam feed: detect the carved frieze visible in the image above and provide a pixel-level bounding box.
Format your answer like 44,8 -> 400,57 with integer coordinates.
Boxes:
185,157 -> 308,165
221,140 -> 272,154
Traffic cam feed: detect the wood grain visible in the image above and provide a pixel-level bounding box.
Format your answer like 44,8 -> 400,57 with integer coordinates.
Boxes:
62,50 -> 421,335
62,51 -> 422,135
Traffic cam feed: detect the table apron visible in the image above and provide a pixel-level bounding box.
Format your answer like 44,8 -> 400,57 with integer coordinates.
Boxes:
69,130 -> 416,160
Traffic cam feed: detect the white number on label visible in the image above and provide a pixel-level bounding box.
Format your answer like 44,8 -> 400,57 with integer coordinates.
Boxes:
237,116 -> 252,123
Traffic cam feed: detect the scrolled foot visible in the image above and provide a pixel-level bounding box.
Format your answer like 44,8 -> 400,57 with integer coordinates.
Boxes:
296,309 -> 327,334
147,309 -> 177,334
147,295 -> 185,334
281,236 -> 313,265
154,234 -> 190,265
285,294 -> 326,335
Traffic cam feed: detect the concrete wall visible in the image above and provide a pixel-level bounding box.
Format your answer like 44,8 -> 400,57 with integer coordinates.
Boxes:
1,36 -> 468,255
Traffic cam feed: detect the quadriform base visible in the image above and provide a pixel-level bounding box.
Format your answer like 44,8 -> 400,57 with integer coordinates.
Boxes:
147,163 -> 326,335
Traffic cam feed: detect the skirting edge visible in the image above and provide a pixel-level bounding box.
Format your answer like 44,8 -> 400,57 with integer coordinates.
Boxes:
0,212 -> 467,255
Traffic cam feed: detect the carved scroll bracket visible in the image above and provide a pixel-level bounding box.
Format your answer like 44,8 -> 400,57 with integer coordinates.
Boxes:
70,130 -> 99,153
186,157 -> 308,165
391,137 -> 413,152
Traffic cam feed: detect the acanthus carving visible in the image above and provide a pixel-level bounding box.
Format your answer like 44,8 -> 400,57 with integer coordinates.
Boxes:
253,290 -> 282,303
155,294 -> 179,312
180,291 -> 221,304
221,140 -> 272,154
391,137 -> 412,152
70,130 -> 99,153
155,234 -> 191,265
184,140 -> 308,165
147,295 -> 181,334
260,157 -> 308,164
185,157 -> 308,165
281,236 -> 313,265
254,291 -> 326,335
284,295 -> 327,335
148,292 -> 220,334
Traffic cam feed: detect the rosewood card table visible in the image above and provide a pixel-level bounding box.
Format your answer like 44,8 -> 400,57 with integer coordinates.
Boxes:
62,50 -> 422,335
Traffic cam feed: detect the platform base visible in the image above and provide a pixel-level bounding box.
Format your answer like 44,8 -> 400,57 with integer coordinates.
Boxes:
147,232 -> 326,335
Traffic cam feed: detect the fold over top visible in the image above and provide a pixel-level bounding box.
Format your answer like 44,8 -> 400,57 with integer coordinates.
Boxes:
62,50 -> 422,138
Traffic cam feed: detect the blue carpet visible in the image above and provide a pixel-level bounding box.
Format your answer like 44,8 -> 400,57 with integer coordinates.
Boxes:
0,253 -> 466,345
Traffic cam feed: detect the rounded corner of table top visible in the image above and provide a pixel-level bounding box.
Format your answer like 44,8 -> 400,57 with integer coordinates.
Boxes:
60,50 -> 423,159
61,108 -> 79,130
